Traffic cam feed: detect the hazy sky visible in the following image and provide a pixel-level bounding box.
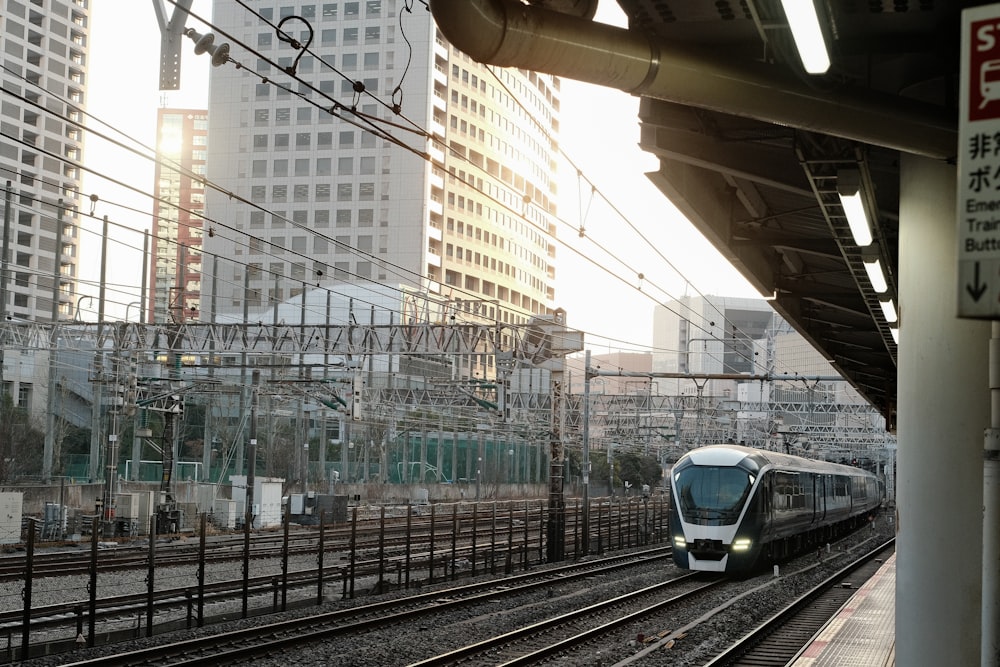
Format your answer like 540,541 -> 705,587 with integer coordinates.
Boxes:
553,3 -> 758,348
80,1 -> 757,348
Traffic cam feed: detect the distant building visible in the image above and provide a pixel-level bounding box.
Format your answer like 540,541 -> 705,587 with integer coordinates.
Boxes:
565,352 -> 652,395
200,2 -> 562,381
0,0 -> 89,325
148,109 -> 209,323
1,0 -> 91,428
652,295 -> 891,452
653,295 -> 774,399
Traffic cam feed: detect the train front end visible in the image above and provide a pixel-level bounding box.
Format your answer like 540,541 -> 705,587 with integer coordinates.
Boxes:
669,445 -> 764,573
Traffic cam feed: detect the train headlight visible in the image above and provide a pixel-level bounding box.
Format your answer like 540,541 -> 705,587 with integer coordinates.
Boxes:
673,535 -> 686,548
732,537 -> 752,552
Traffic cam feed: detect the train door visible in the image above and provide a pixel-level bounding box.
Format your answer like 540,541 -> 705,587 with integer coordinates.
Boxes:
803,472 -> 816,531
760,472 -> 774,545
817,474 -> 826,521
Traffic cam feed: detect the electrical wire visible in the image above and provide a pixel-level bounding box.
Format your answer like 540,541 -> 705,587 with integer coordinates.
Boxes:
0,79 -> 504,328
162,1 -> 719,354
5,5 -> 804,378
482,67 -> 796,374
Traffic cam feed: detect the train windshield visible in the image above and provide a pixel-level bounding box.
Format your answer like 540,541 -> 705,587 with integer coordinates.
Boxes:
674,466 -> 754,525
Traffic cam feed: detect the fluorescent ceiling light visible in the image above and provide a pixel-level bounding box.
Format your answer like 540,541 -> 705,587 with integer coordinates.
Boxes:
862,256 -> 888,293
780,0 -> 830,74
879,298 -> 898,324
890,327 -> 899,344
838,169 -> 872,247
840,192 -> 872,246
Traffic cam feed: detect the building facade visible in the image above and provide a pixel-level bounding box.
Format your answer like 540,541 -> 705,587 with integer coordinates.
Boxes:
148,108 -> 208,323
1,0 -> 90,422
652,295 -> 774,398
652,295 -> 892,453
200,1 -> 561,380
0,0 -> 89,324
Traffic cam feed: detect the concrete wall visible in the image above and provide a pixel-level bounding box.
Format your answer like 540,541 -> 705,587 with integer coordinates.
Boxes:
10,480 -> 626,520
7,482 -> 101,516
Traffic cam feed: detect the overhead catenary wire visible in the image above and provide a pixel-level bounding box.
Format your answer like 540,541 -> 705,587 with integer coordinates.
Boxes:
3,115 -> 728,384
0,88 -> 505,331
481,71 -> 764,364
156,1 -> 746,352
0,165 -> 444,329
481,67 -> 798,374
173,2 -> 702,343
0,3 -> 796,380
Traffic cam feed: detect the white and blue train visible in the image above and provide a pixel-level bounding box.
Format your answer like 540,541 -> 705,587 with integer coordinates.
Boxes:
668,444 -> 884,573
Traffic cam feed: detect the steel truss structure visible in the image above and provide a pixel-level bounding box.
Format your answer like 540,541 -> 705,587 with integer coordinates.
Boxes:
0,320 -> 892,479
1,320 -> 537,359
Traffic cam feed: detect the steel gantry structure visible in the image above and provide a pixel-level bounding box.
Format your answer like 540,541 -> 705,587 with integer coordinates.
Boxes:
1,318 -> 890,478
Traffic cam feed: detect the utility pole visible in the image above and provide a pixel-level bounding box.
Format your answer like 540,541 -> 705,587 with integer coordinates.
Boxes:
98,216 -> 108,322
88,216 -> 111,486
246,369 -> 259,527
0,182 -> 9,318
582,350 -> 592,556
140,230 -> 149,323
299,283 -> 307,492
236,269 -> 250,476
546,363 -> 565,562
88,354 -> 104,483
0,182 -> 11,397
155,268 -> 185,534
43,201 -> 65,482
104,335 -> 123,534
516,309 -> 583,564
155,397 -> 182,534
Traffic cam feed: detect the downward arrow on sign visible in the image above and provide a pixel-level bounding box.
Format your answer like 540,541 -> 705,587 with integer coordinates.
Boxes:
967,261 -> 988,302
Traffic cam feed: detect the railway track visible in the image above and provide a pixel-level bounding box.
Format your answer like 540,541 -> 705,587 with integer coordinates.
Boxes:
3,498 -> 668,662
0,525 -> 499,580
6,544 -> 496,647
701,538 -> 895,667
39,527 -> 895,666
3,500 -> 658,580
6,539 -> 552,647
52,547 -> 673,666
415,542 -> 895,666
408,572 -> 721,666
0,535 -> 314,579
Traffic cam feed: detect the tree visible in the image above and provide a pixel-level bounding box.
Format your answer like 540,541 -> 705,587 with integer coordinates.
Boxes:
588,453 -> 611,485
615,452 -> 663,490
564,447 -> 582,481
0,394 -> 44,481
61,425 -> 91,476
564,444 -> 616,483
178,401 -> 206,460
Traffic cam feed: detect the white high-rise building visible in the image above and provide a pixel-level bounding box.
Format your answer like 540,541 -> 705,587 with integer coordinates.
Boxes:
1,0 -> 90,420
0,0 -> 89,323
201,2 -> 561,379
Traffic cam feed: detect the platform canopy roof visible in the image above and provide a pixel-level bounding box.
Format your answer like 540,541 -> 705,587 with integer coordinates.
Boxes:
430,0 -> 977,427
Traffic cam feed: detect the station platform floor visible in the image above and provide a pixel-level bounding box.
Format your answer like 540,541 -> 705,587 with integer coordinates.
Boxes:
790,552 -> 896,666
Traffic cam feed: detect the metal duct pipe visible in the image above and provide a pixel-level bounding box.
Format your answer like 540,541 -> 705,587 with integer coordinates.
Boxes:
428,0 -> 956,160
528,0 -> 598,19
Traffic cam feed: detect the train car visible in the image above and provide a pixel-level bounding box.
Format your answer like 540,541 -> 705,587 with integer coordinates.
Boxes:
668,444 -> 884,573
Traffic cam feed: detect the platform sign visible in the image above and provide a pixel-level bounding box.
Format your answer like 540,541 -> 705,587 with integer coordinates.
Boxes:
958,4 -> 1000,318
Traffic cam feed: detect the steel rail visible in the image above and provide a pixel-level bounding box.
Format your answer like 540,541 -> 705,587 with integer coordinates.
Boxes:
56,548 -> 672,666
702,538 -> 896,667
